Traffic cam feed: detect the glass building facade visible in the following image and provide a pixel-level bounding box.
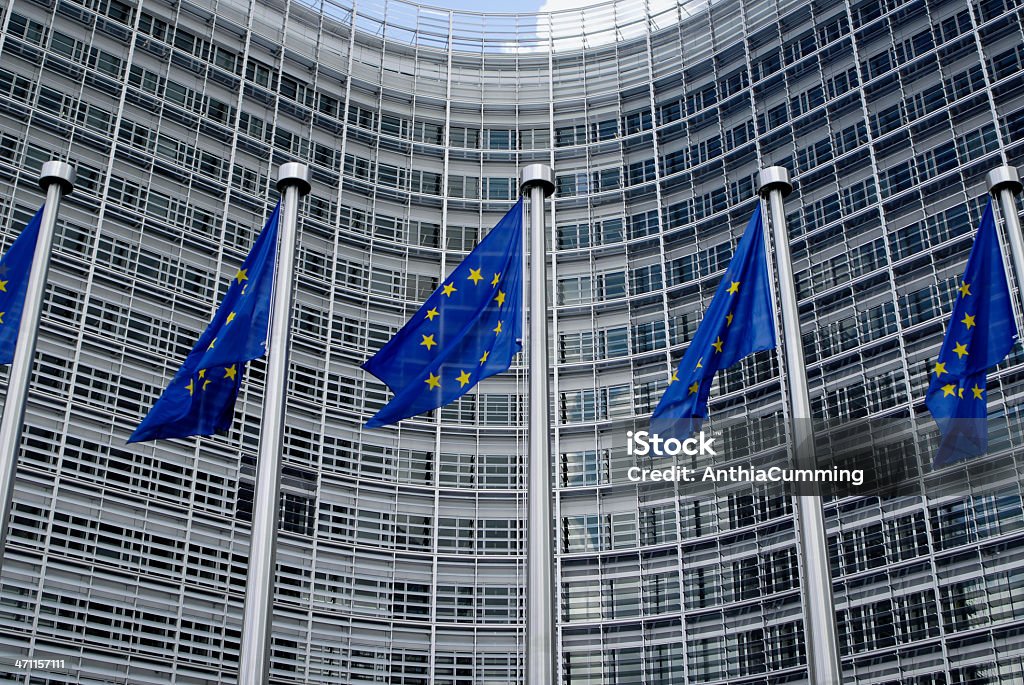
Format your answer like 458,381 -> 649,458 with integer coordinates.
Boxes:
0,0 -> 1023,681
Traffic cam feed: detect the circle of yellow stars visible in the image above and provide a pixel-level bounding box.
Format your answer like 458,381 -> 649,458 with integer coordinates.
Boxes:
930,280 -> 985,403
667,280 -> 741,394
182,264 -> 252,399
414,265 -> 509,391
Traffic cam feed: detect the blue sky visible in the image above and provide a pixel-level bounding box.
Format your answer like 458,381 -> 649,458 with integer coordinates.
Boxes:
429,0 -> 544,10
427,0 -> 583,13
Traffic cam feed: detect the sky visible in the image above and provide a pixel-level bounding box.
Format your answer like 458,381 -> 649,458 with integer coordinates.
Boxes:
423,0 -> 594,13
407,0 -> 679,51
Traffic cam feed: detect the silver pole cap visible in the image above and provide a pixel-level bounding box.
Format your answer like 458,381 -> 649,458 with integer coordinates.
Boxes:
277,162 -> 311,195
758,166 -> 792,197
39,161 -> 75,196
987,165 -> 1023,196
520,164 -> 555,198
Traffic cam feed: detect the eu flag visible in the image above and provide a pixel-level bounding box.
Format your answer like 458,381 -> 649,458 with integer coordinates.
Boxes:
364,199 -> 524,428
129,203 -> 281,443
926,198 -> 1017,467
0,207 -> 43,364
651,204 -> 776,437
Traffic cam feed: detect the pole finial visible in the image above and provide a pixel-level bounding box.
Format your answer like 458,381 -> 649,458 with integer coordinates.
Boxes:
758,166 -> 792,198
39,161 -> 75,196
277,162 -> 311,196
520,164 -> 554,198
987,165 -> 1023,196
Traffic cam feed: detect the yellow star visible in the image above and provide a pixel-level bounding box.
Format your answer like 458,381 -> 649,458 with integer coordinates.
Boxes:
688,382 -> 699,395
0,312 -> 4,324
198,369 -> 206,379
727,281 -> 740,294
961,313 -> 976,330
235,269 -> 248,284
972,384 -> 983,400
420,334 -> 437,350
933,362 -> 946,378
669,370 -> 679,384
224,365 -> 237,380
456,370 -> 472,387
493,321 -> 503,334
491,273 -> 500,286
725,313 -> 734,326
203,379 -> 211,391
953,342 -> 968,359
425,307 -> 439,321
425,372 -> 441,390
226,312 -> 236,325
479,350 -> 490,363
696,357 -> 703,369
442,282 -> 457,297
495,290 -> 506,306
208,338 -> 216,350
941,384 -> 956,397
468,268 -> 483,285
958,282 -> 971,297
0,280 -> 8,292
958,387 -> 964,398
712,337 -> 724,353
186,379 -> 195,396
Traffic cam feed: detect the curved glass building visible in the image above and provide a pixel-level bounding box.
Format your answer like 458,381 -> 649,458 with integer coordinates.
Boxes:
1,0 -> 1024,681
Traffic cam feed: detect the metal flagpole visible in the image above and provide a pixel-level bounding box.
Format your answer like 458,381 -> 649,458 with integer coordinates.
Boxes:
520,163 -> 555,685
0,161 -> 74,558
987,166 -> 1024,318
238,162 -> 310,685
759,166 -> 842,684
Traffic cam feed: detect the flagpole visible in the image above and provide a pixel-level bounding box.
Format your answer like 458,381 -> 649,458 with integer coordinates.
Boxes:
759,166 -> 842,684
986,166 -> 1024,317
520,163 -> 555,685
238,162 -> 309,685
0,161 -> 74,558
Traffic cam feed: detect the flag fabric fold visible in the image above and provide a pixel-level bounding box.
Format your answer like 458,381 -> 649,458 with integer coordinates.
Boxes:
363,199 -> 524,428
651,204 -> 777,437
129,203 -> 281,443
0,207 -> 43,364
926,198 -> 1018,467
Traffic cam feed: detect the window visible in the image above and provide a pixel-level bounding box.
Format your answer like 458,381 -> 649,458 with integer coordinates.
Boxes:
485,129 -> 512,149
556,172 -> 589,197
782,30 -> 816,64
555,124 -> 586,146
632,320 -> 666,353
623,109 -> 652,134
560,450 -> 609,486
280,75 -> 314,107
562,514 -> 607,552
598,271 -> 626,300
449,126 -> 479,148
628,210 -> 659,239
8,13 -> 47,45
591,119 -> 617,140
626,262 -> 659,294
626,159 -> 655,186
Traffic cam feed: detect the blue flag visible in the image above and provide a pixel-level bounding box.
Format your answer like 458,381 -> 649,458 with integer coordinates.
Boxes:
651,204 -> 776,436
364,199 -> 524,428
129,203 -> 281,443
926,198 -> 1018,467
0,207 -> 42,364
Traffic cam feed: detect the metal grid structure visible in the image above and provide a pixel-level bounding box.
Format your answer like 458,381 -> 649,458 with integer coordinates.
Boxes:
0,0 -> 1022,681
